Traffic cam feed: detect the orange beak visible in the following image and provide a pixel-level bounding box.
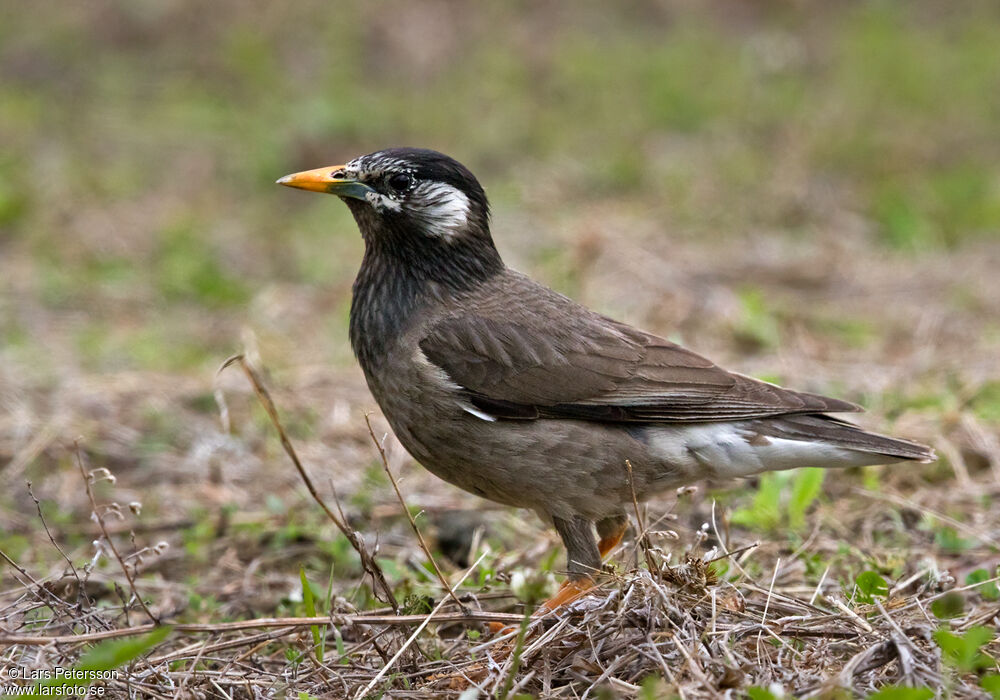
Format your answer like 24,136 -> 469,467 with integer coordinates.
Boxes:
276,165 -> 374,200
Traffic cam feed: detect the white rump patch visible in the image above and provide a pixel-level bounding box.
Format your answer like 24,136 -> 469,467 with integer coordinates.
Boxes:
645,423 -> 882,479
407,181 -> 470,237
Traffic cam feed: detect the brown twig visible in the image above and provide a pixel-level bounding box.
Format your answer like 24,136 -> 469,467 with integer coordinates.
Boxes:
364,412 -> 466,612
171,633 -> 213,698
354,550 -> 487,699
74,440 -> 158,624
704,541 -> 759,564
0,548 -> 69,610
27,480 -> 82,589
0,609 -> 524,647
219,354 -> 398,612
625,460 -> 657,575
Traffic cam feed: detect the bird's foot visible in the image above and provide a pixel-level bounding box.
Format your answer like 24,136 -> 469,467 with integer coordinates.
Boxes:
441,578 -> 596,692
486,575 -> 597,635
538,576 -> 595,612
486,620 -> 515,635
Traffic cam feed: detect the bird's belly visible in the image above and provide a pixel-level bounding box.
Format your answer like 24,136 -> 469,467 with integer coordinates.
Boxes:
400,417 -> 656,519
380,409 -> 873,521
373,386 -> 686,520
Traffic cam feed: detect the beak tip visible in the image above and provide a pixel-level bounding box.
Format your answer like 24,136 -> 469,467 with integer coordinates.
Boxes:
275,164 -> 358,196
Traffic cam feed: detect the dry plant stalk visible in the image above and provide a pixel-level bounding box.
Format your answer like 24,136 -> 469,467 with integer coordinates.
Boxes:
364,412 -> 466,611
0,609 -> 524,646
219,354 -> 399,611
74,440 -> 158,624
354,550 -> 487,699
0,548 -> 69,611
625,459 -> 657,575
27,480 -> 81,587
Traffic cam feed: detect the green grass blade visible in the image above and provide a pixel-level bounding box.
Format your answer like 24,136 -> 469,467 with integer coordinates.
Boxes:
300,565 -> 323,663
27,626 -> 171,697
789,468 -> 825,530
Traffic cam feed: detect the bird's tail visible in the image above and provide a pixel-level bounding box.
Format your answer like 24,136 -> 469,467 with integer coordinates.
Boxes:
753,413 -> 935,464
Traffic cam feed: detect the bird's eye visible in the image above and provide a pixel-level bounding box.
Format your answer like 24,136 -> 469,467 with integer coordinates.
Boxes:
387,173 -> 412,193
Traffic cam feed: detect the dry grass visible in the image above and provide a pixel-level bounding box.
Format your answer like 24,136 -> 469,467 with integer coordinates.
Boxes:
1,465 -> 998,698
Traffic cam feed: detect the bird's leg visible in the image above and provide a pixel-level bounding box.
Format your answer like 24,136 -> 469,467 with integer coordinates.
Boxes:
553,515 -> 602,580
487,516 -> 601,634
539,516 -> 625,611
458,518 -> 600,685
596,513 -> 629,559
538,516 -> 602,611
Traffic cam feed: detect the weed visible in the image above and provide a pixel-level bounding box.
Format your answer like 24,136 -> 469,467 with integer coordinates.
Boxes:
731,468 -> 825,533
853,571 -> 889,605
966,568 -> 1000,601
934,625 -> 995,673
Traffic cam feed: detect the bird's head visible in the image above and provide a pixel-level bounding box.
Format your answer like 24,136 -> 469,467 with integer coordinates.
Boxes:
278,148 -> 499,277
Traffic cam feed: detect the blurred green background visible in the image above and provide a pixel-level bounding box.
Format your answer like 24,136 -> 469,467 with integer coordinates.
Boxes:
3,0 -> 998,380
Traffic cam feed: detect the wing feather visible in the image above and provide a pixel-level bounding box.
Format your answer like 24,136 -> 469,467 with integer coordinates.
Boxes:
418,272 -> 861,423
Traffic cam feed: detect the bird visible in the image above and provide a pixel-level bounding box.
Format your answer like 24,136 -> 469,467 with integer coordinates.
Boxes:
277,147 -> 934,610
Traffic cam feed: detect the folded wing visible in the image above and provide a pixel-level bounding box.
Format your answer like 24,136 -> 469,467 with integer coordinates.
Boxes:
419,276 -> 860,423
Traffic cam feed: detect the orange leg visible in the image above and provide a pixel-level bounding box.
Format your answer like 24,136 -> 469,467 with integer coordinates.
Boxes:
597,528 -> 626,558
597,514 -> 628,559
488,516 -> 627,634
538,576 -> 595,612
488,576 -> 596,634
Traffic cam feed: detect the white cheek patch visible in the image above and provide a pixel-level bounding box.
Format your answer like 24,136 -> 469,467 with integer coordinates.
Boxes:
407,182 -> 470,237
367,191 -> 402,212
346,153 -> 472,235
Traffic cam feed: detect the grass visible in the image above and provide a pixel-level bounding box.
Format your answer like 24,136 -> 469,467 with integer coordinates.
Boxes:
1,0 -> 999,697
5,340 -> 998,697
